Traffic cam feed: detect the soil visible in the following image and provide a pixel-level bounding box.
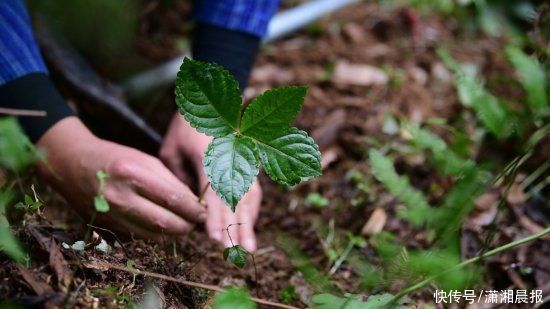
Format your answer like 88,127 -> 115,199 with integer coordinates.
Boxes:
1,1 -> 548,308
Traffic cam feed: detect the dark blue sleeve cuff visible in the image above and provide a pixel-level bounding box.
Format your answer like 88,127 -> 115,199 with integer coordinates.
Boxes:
0,73 -> 74,142
192,23 -> 260,91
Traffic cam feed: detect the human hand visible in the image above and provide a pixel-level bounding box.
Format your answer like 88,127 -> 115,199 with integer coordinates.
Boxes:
160,113 -> 261,251
36,116 -> 206,241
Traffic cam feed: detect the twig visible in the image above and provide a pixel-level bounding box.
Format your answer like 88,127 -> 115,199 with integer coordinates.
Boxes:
0,107 -> 47,117
83,260 -> 298,309
390,227 -> 550,303
198,182 -> 210,204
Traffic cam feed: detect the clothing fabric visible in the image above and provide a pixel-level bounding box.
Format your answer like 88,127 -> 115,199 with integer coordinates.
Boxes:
0,0 -> 48,85
193,0 -> 280,38
0,0 -> 279,141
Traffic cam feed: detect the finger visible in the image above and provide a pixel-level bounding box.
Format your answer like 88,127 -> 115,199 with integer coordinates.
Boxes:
238,222 -> 256,252
109,192 -> 194,236
95,214 -> 164,243
205,192 -> 224,243
131,164 -> 207,224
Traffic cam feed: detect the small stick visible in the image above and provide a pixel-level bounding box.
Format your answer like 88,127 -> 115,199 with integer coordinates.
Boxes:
0,107 -> 47,117
84,261 -> 298,309
198,182 -> 210,204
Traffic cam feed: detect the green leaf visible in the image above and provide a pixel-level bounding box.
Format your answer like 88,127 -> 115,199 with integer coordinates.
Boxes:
279,285 -> 298,305
214,287 -> 256,309
94,195 -> 110,213
0,118 -> 38,172
223,245 -> 248,268
368,150 -> 430,227
176,59 -> 322,210
402,122 -> 474,176
175,58 -> 242,137
505,45 -> 548,118
203,134 -> 259,210
472,91 -> 509,138
0,191 -> 26,264
255,128 -> 321,186
311,293 -> 410,309
240,86 -> 307,137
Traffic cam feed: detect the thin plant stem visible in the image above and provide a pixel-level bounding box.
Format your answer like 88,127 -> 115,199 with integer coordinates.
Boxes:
85,260 -> 298,309
198,182 -> 210,204
84,211 -> 97,243
390,227 -> 550,303
329,238 -> 356,276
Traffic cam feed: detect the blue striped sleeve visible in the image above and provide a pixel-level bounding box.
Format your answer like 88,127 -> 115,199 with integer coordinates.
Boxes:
0,0 -> 47,85
193,0 -> 280,38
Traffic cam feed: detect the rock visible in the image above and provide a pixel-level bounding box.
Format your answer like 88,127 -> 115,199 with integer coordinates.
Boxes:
332,61 -> 388,86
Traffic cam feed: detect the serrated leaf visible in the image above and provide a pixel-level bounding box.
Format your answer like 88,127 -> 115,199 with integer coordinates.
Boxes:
223,245 -> 248,268
368,150 -> 430,227
215,287 -> 256,309
254,128 -> 321,186
94,195 -> 110,213
175,58 -> 242,137
203,134 -> 259,210
240,86 -> 307,137
505,45 -> 548,118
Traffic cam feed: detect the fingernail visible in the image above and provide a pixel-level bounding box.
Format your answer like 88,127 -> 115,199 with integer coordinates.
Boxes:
197,211 -> 207,222
243,238 -> 256,252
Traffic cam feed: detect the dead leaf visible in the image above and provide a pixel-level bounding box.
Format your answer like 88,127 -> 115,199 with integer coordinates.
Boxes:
321,147 -> 339,170
332,61 -> 388,86
311,109 -> 347,148
361,208 -> 387,235
342,23 -> 366,44
506,183 -> 526,206
49,238 -> 72,292
17,264 -> 54,295
250,64 -> 294,85
467,192 -> 499,227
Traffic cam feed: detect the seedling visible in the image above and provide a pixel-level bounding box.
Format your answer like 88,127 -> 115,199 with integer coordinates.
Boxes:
175,58 -> 322,211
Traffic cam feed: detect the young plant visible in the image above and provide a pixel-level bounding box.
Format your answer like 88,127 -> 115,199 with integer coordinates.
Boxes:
175,58 -> 322,211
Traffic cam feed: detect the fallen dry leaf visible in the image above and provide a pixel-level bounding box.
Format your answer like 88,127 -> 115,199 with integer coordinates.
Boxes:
250,64 -> 294,85
332,61 -> 388,86
16,264 -> 53,295
361,208 -> 387,235
342,23 -> 366,44
311,109 -> 347,148
467,191 -> 499,227
321,147 -> 339,170
506,183 -> 526,206
49,238 -> 72,292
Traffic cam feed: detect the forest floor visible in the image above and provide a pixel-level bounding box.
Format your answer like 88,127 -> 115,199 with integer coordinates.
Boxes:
1,1 -> 548,308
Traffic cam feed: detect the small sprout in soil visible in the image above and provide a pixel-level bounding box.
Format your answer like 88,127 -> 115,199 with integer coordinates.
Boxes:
305,193 -> 329,208
94,170 -> 110,213
279,285 -> 298,305
175,58 -> 322,211
222,223 -> 252,269
223,245 -> 248,269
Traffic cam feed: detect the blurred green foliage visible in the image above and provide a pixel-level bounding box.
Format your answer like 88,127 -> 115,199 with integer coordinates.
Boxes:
27,0 -> 141,79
